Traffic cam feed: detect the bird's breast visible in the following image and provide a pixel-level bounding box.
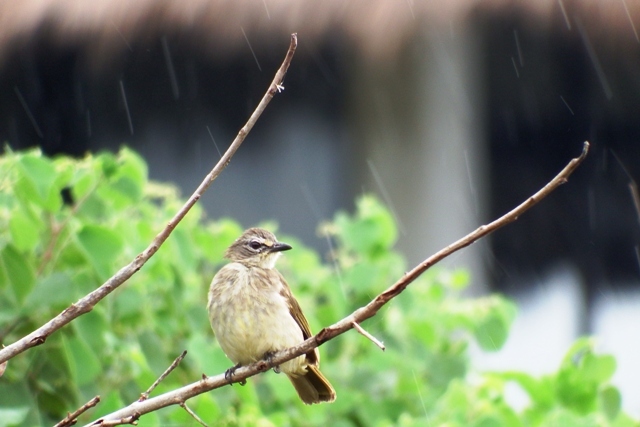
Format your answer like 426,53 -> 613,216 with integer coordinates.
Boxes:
207,263 -> 304,369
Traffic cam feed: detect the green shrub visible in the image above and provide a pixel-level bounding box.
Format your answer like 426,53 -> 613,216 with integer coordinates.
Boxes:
0,147 -> 634,426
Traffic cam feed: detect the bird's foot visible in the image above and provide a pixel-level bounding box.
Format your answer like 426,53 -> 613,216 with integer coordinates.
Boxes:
262,351 -> 281,374
225,363 -> 246,386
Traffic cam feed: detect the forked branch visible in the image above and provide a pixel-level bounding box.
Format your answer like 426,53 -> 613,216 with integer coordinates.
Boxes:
88,142 -> 590,425
0,33 -> 298,365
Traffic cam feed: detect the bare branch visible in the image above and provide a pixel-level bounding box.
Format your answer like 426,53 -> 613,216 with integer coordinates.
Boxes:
0,33 -> 298,365
180,402 -> 209,427
87,142 -> 590,425
89,415 -> 139,427
610,148 -> 640,225
140,350 -> 187,401
352,322 -> 385,351
54,396 -> 101,427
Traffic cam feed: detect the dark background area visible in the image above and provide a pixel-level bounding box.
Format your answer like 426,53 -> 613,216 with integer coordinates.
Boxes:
1,7 -> 639,331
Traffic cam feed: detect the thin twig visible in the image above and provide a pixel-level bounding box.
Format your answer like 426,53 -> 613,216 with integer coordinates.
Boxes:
0,345 -> 6,377
140,351 -> 187,401
86,142 -> 590,425
610,148 -> 640,225
629,182 -> 640,226
180,402 -> 209,427
0,33 -> 298,365
89,415 -> 139,426
54,396 -> 101,427
352,322 -> 385,351
38,180 -> 100,276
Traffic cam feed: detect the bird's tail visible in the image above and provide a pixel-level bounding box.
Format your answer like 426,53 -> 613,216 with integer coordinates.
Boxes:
287,364 -> 336,404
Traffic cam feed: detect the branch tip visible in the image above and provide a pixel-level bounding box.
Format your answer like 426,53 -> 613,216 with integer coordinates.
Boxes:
54,395 -> 101,427
140,350 -> 188,401
180,402 -> 209,427
352,322 -> 385,351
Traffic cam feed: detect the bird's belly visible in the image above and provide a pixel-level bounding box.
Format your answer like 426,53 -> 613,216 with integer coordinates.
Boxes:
209,287 -> 305,373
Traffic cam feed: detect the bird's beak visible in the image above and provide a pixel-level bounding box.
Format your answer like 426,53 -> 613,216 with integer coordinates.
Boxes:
269,241 -> 292,253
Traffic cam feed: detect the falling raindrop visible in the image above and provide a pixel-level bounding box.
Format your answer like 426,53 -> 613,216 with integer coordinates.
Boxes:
464,149 -> 480,216
206,125 -> 222,158
560,96 -> 574,115
261,0 -> 271,20
576,19 -> 613,100
119,79 -> 134,135
511,57 -> 520,78
405,0 -> 415,20
86,110 -> 92,137
240,27 -> 262,72
112,21 -> 133,52
161,36 -> 180,100
588,187 -> 596,230
300,183 -> 345,299
367,159 -> 406,235
621,0 -> 639,42
14,86 -> 43,138
557,0 -> 571,30
513,30 -> 524,67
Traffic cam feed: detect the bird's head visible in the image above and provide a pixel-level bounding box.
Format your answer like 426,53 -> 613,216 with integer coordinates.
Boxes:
224,227 -> 292,268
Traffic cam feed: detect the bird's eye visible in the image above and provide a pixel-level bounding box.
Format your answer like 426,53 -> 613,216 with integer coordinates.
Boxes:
249,240 -> 262,250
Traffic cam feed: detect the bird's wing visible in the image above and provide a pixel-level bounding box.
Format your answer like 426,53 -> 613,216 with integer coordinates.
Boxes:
277,270 -> 320,365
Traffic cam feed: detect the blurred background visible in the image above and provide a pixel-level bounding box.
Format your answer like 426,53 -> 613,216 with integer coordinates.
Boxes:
1,0 -> 639,415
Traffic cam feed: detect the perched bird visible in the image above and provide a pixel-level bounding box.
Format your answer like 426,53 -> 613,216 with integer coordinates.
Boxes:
207,227 -> 336,404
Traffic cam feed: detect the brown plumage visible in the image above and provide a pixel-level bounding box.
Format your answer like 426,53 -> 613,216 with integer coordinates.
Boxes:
207,228 -> 336,404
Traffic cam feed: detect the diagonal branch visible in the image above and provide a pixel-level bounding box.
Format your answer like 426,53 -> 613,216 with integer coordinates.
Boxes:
54,396 -> 101,427
0,33 -> 299,365
87,142 -> 590,425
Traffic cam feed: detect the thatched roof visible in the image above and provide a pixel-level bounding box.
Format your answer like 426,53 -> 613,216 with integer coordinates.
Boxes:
0,0 -> 638,68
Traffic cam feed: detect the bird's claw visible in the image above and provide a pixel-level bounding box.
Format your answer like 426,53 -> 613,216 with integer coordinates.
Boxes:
225,364 -> 246,385
262,351 -> 281,374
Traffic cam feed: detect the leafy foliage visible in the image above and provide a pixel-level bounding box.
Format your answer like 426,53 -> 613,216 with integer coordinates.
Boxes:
0,147 -> 635,426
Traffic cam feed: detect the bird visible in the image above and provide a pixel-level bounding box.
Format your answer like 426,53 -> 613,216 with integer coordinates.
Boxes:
207,227 -> 336,404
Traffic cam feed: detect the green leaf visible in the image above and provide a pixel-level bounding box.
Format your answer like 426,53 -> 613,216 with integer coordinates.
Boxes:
77,224 -> 124,280
472,416 -> 502,427
117,147 -> 148,188
62,334 -> 102,386
71,167 -> 98,200
111,176 -> 143,202
450,269 -> 471,291
0,407 -> 30,427
98,147 -> 147,205
8,209 -> 41,252
73,309 -> 108,351
474,297 -> 516,351
544,409 -> 599,427
556,340 -> 616,414
15,152 -> 59,211
171,228 -> 197,271
96,151 -> 118,178
186,333 -> 230,376
496,371 -> 553,408
24,272 -> 75,312
475,314 -> 509,351
113,287 -> 144,323
196,219 -> 243,263
582,354 -> 616,383
335,194 -> 397,256
599,385 -> 621,421
612,412 -> 640,427
0,244 -> 36,305
139,331 -> 169,375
